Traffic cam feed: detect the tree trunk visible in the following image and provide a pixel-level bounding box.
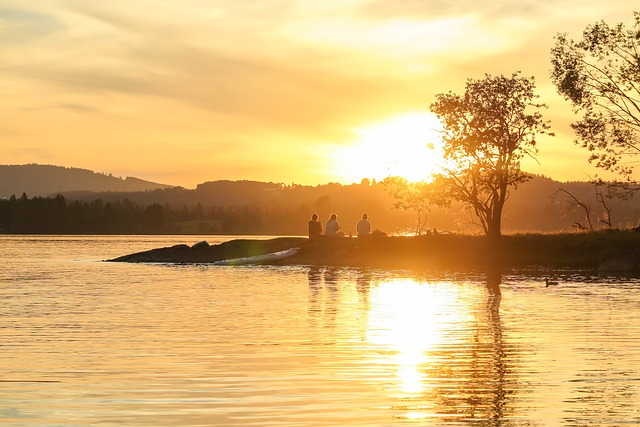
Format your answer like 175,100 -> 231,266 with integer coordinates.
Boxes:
487,222 -> 502,241
487,202 -> 503,241
486,209 -> 504,269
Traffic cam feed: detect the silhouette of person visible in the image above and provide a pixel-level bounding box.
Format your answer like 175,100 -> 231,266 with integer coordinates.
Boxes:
356,212 -> 372,237
325,213 -> 344,237
308,213 -> 323,238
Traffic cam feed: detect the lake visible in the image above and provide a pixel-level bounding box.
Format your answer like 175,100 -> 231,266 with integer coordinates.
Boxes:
1,235 -> 640,426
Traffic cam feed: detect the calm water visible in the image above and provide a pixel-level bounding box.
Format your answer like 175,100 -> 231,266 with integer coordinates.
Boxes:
1,235 -> 640,426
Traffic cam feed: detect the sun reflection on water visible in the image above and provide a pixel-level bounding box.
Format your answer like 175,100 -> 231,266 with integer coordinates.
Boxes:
366,279 -> 469,398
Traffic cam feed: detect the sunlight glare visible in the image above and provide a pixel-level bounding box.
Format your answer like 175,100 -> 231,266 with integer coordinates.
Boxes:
335,112 -> 444,183
366,279 -> 461,395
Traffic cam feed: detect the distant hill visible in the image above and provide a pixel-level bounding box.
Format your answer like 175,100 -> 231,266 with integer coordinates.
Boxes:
2,165 -> 639,234
0,164 -> 173,198
52,174 -> 640,234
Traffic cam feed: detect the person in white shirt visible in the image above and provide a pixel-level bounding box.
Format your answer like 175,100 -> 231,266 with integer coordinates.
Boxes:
325,213 -> 342,236
356,212 -> 372,237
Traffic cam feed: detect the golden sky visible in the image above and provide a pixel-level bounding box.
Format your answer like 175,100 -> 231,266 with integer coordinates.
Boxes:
1,1 -> 637,187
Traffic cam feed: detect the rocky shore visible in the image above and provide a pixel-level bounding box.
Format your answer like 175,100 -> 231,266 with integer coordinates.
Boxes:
108,230 -> 640,272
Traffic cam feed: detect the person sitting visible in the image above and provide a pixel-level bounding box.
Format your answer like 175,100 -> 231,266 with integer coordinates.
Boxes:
308,213 -> 323,238
356,212 -> 372,237
325,213 -> 344,237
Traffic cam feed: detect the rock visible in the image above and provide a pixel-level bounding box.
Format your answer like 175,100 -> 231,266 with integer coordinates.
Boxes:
598,249 -> 639,272
191,240 -> 210,249
108,237 -> 308,264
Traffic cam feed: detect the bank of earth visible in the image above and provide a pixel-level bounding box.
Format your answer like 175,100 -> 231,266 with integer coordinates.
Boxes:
108,230 -> 640,273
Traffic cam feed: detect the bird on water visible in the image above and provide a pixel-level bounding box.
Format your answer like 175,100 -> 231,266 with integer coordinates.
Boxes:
545,278 -> 559,287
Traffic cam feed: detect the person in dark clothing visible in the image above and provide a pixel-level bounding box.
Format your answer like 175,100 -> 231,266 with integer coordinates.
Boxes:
308,213 -> 323,238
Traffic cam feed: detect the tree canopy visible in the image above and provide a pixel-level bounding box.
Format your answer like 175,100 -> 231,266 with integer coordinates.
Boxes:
551,12 -> 640,181
381,176 -> 439,235
430,72 -> 552,240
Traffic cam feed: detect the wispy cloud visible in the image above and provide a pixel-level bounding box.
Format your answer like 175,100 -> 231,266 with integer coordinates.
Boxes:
0,7 -> 66,43
1,0 -> 637,185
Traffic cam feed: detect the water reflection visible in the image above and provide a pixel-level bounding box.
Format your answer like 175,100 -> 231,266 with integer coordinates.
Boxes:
307,266 -> 339,330
363,270 -> 525,424
5,236 -> 640,426
307,266 -> 322,302
324,267 -> 339,295
367,279 -> 457,397
484,269 -> 508,423
356,269 -> 372,307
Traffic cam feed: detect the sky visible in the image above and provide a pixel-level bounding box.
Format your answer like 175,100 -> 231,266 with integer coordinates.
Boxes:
1,1 -> 638,188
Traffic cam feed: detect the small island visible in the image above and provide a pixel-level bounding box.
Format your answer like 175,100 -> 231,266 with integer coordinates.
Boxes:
108,230 -> 640,273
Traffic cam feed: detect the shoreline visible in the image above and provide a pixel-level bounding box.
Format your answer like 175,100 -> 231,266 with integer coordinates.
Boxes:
108,230 -> 640,273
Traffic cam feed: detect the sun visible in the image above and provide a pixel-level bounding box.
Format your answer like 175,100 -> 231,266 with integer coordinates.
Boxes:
335,112 -> 445,183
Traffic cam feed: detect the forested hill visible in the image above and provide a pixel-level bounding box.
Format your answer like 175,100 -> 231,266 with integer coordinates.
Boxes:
0,164 -> 172,198
1,175 -> 636,235
2,166 -> 640,234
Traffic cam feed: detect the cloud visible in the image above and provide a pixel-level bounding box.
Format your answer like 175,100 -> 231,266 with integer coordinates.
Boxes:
364,0 -> 467,19
4,1 -> 423,138
8,42 -> 409,131
2,1 -> 639,185
1,1 -> 553,128
0,2 -> 570,148
2,144 -> 54,161
56,102 -> 101,114
362,0 -> 604,22
0,7 -> 66,43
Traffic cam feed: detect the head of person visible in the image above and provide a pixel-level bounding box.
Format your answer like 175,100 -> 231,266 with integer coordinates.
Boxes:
330,213 -> 337,220
362,213 -> 368,220
311,213 -> 318,221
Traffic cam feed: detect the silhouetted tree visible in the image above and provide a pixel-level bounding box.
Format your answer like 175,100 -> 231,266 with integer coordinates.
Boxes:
430,72 -> 553,240
551,12 -> 640,181
554,188 -> 594,231
554,179 -> 638,230
382,176 -> 437,235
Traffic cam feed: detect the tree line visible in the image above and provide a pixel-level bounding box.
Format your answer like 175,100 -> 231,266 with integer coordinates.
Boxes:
0,188 -> 416,235
0,193 -> 308,235
2,175 -> 640,235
